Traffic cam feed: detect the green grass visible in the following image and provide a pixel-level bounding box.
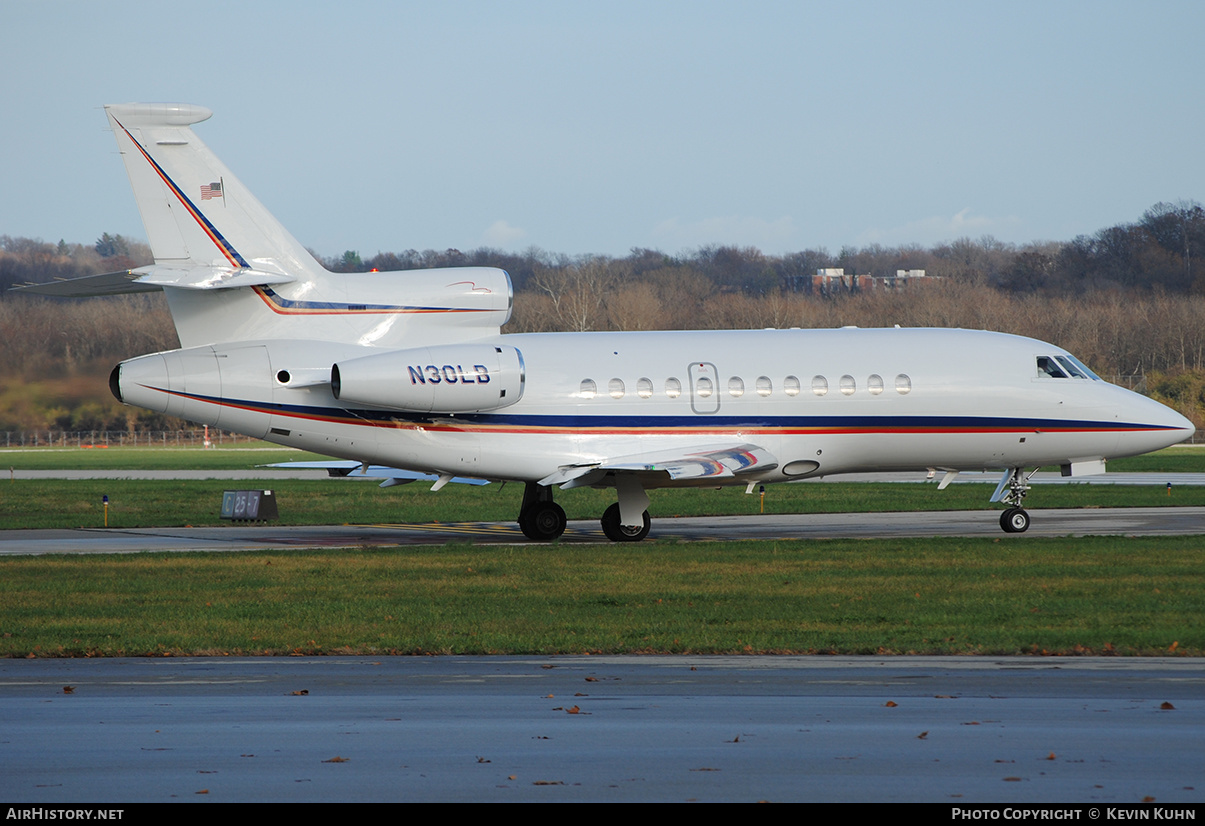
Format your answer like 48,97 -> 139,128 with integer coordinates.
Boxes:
3,443 -> 1201,659
0,445 -> 324,470
1106,444 -> 1205,472
1,536 -> 1200,657
3,477 -> 1205,530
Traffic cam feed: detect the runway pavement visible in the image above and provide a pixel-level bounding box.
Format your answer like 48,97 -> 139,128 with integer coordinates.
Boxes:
1,506 -> 1203,555
1,655 -> 1200,803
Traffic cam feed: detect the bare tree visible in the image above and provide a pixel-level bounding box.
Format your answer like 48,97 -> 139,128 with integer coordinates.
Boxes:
529,256 -> 623,332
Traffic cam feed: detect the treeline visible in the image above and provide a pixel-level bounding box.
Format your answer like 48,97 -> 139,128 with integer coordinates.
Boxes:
0,233 -> 152,292
7,199 -> 1201,297
3,201 -> 1204,432
317,200 -> 1205,296
0,233 -> 170,432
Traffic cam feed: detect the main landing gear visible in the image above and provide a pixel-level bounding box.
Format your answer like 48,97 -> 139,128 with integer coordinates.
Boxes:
516,477 -> 652,543
601,475 -> 651,542
518,482 -> 566,541
996,467 -> 1033,533
601,503 -> 650,542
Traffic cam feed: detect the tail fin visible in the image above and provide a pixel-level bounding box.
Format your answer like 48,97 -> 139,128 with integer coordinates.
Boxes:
104,103 -> 323,281
17,104 -> 513,350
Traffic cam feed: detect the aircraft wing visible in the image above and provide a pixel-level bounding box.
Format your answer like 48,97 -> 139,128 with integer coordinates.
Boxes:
263,461 -> 490,489
538,443 -> 778,489
12,265 -> 295,297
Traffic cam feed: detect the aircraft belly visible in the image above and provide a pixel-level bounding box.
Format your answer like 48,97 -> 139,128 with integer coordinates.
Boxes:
794,425 -> 1124,475
262,410 -> 367,459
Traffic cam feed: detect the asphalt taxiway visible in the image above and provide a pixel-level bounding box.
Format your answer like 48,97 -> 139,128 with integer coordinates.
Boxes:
1,656 -> 1200,803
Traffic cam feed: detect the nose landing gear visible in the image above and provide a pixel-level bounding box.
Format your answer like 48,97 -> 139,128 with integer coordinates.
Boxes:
1000,506 -> 1031,533
994,467 -> 1033,533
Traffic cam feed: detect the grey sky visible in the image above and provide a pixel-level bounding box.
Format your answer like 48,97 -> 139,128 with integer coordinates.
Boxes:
4,0 -> 1202,259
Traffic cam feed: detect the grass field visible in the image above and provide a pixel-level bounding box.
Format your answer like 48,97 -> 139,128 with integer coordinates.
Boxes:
2,444 -> 1201,658
0,444 -> 324,470
2,536 -> 1201,658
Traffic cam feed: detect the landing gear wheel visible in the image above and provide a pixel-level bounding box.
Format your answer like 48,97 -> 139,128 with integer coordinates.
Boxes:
600,503 -> 650,542
520,502 -> 566,541
1000,507 -> 1030,533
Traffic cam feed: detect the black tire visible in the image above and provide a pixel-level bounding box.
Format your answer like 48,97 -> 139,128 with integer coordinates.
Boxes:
600,503 -> 650,542
999,507 -> 1030,533
520,502 -> 566,541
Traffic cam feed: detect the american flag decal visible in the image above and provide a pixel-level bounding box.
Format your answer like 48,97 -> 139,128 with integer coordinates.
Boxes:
200,181 -> 223,200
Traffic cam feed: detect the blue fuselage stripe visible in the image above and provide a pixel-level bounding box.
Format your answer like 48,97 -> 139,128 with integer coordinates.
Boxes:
152,388 -> 1180,433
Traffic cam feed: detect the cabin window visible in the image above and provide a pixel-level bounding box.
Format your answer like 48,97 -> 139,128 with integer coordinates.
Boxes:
665,377 -> 682,398
895,374 -> 912,394
637,377 -> 654,398
784,376 -> 800,396
696,377 -> 714,398
868,374 -> 884,395
579,379 -> 597,399
812,375 -> 828,396
840,375 -> 856,395
608,378 -> 625,399
728,377 -> 745,397
756,376 -> 772,397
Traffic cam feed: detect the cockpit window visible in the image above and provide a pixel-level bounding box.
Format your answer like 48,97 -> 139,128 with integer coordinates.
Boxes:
1038,354 -> 1100,380
1055,356 -> 1087,379
1036,356 -> 1068,378
1062,354 -> 1101,380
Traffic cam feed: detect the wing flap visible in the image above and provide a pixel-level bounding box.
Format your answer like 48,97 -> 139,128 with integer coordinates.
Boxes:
539,443 -> 778,489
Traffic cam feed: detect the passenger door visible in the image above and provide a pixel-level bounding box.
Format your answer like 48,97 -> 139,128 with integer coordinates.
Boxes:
688,361 -> 720,414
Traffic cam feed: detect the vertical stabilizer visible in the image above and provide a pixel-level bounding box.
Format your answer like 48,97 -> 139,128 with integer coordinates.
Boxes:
89,104 -> 511,350
104,103 -> 323,281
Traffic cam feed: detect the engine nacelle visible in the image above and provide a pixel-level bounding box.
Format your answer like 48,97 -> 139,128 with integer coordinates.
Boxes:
332,344 -> 524,413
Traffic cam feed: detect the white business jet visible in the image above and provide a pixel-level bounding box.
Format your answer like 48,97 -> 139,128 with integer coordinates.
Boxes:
19,104 -> 1195,540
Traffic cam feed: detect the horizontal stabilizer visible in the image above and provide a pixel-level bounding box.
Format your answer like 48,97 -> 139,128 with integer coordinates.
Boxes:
130,264 -> 296,290
539,443 -> 777,489
12,265 -> 295,297
11,269 -> 160,297
264,461 -> 490,487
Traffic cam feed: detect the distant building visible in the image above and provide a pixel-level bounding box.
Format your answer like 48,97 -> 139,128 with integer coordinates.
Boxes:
784,268 -> 938,295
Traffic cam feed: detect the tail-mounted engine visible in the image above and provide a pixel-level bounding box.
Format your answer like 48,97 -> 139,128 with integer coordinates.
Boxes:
331,343 -> 524,413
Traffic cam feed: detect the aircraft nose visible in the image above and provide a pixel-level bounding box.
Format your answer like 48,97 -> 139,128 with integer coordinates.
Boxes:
1135,395 -> 1195,452
1162,406 -> 1196,445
